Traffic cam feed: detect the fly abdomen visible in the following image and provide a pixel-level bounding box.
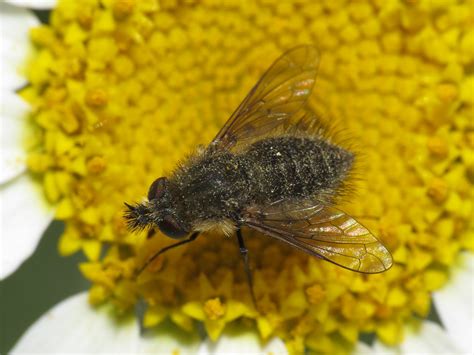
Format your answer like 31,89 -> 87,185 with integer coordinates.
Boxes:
241,136 -> 354,204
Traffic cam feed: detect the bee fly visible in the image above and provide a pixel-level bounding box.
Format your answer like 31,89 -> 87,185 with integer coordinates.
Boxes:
125,45 -> 393,304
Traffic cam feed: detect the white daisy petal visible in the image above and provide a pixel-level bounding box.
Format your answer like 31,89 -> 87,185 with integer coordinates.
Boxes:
433,252 -> 474,354
353,341 -> 380,355
198,324 -> 287,355
0,174 -> 53,279
1,92 -> 29,184
398,322 -> 462,354
361,320 -> 462,354
4,0 -> 57,10
12,292 -> 201,353
0,2 -> 38,91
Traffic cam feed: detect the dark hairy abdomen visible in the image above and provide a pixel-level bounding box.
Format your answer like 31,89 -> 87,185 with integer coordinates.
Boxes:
240,136 -> 354,205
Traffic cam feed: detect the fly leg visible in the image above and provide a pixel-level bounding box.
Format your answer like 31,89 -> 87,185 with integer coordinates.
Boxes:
236,229 -> 257,308
137,232 -> 200,275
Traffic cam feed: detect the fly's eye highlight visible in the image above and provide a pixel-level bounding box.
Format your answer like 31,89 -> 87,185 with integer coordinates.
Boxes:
158,215 -> 188,239
148,177 -> 168,201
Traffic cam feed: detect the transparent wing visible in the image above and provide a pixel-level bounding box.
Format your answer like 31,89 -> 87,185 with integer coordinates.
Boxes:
210,45 -> 320,152
243,200 -> 393,273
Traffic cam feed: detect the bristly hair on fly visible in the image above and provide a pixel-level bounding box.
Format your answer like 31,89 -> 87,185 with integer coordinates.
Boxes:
124,202 -> 155,232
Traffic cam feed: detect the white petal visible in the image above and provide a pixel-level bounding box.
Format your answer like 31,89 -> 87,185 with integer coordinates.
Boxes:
198,324 -> 288,355
0,2 -> 38,91
433,252 -> 474,354
399,322 -> 462,354
4,0 -> 56,10
364,320 -> 462,354
353,341 -> 380,355
12,292 -> 201,353
1,92 -> 29,184
0,174 -> 53,279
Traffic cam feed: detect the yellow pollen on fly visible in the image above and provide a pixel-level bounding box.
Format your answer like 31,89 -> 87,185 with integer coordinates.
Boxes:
21,0 -> 473,353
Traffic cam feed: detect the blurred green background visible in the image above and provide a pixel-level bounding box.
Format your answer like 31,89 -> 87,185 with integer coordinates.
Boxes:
0,221 -> 89,353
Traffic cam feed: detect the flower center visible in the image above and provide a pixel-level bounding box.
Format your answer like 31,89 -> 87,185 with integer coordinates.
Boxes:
22,0 -> 473,352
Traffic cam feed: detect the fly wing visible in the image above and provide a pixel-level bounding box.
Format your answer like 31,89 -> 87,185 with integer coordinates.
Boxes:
210,45 -> 320,152
242,200 -> 393,273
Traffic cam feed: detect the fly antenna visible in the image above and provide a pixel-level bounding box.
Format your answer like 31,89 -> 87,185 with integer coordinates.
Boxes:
124,202 -> 154,231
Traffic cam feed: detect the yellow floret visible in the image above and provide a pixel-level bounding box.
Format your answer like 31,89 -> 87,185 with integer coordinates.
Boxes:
377,321 -> 403,346
87,156 -> 107,174
427,177 -> 449,203
113,0 -> 135,19
85,88 -> 108,107
55,198 -> 75,219
305,284 -> 326,305
203,298 -> 225,321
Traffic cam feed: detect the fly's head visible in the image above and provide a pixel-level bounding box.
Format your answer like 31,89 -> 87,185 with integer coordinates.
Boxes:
124,177 -> 189,239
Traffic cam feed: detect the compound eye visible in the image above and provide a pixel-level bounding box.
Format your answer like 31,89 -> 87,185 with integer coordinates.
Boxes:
148,177 -> 168,201
158,215 -> 188,239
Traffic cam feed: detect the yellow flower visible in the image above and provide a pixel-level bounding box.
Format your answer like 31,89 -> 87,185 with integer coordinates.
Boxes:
182,272 -> 255,341
10,0 -> 474,353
